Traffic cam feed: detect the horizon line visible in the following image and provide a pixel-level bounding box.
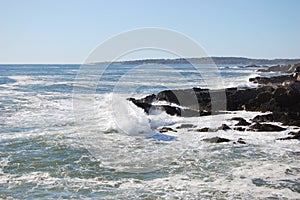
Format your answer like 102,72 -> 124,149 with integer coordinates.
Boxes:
1,56 -> 300,65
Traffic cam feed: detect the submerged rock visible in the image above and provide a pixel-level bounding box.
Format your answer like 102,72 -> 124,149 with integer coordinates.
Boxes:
202,137 -> 231,143
176,124 -> 196,129
196,127 -> 210,132
159,127 -> 177,133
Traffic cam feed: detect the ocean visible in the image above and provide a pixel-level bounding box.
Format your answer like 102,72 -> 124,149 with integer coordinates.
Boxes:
0,63 -> 299,199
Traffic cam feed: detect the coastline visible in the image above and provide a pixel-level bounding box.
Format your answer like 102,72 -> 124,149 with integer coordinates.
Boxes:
129,62 -> 300,142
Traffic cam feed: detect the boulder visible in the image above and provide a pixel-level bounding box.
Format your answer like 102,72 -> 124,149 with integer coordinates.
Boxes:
237,138 -> 246,144
257,63 -> 300,73
231,117 -> 251,126
249,122 -> 286,132
218,124 -> 231,130
129,68 -> 300,127
176,124 -> 196,129
252,114 -> 274,123
234,127 -> 246,131
196,127 -> 210,132
276,131 -> 300,140
202,137 -> 231,143
159,127 -> 177,133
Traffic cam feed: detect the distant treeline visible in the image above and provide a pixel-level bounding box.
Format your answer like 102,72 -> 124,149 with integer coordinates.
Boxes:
101,57 -> 300,65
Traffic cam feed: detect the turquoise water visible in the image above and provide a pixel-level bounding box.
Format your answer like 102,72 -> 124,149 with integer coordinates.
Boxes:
0,64 -> 299,199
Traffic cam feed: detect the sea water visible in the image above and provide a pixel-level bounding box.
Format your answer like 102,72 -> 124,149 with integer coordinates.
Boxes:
0,63 -> 299,199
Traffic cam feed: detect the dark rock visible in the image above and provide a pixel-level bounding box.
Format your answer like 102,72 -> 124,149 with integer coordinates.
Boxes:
257,63 -> 300,73
237,138 -> 246,144
252,114 -> 274,123
240,64 -> 262,68
249,122 -> 286,132
218,124 -> 231,130
203,137 -> 231,143
159,127 -> 177,133
231,117 -> 246,121
129,68 -> 300,127
160,105 -> 181,116
231,117 -> 251,126
249,75 -> 294,85
274,112 -> 300,126
128,98 -> 152,114
143,94 -> 156,104
289,131 -> 300,136
196,127 -> 210,132
234,127 -> 246,131
236,120 -> 251,126
277,131 -> 300,140
176,124 -> 196,129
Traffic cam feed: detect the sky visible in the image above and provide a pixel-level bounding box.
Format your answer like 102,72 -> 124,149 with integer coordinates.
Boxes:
0,0 -> 299,64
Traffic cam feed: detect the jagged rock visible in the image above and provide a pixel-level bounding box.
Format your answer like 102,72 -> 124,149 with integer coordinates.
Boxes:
218,124 -> 231,130
234,127 -> 246,131
236,120 -> 251,126
249,122 -> 286,132
252,114 -> 274,123
129,66 -> 300,127
160,105 -> 181,116
237,138 -> 246,144
249,75 -> 295,85
276,131 -> 300,140
176,124 -> 196,129
202,137 -> 231,143
231,117 -> 251,126
159,127 -> 177,133
258,63 -> 300,73
128,98 -> 152,113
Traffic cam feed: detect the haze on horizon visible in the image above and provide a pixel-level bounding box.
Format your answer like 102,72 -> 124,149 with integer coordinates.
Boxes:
0,0 -> 300,64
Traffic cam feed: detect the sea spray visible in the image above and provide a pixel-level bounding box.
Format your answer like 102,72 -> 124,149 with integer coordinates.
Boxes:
111,94 -> 153,137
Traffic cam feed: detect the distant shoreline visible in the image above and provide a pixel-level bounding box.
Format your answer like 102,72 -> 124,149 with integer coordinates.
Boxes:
1,57 -> 300,65
93,57 -> 300,65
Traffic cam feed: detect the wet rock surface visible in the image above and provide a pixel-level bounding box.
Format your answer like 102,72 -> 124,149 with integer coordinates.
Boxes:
176,124 -> 196,129
249,122 -> 286,132
277,131 -> 300,140
218,124 -> 231,130
129,63 -> 300,127
195,127 -> 211,132
202,137 -> 231,143
257,63 -> 300,73
231,117 -> 251,126
159,127 -> 177,133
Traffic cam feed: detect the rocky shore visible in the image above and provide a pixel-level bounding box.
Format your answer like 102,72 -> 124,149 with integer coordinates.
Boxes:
128,63 -> 300,142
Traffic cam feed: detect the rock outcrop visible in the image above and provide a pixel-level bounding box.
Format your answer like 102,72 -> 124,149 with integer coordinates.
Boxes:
202,137 -> 231,143
258,63 -> 300,73
128,63 -> 300,127
277,131 -> 300,140
249,122 -> 286,132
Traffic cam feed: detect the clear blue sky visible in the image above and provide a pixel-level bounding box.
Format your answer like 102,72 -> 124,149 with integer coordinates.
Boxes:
0,0 -> 299,63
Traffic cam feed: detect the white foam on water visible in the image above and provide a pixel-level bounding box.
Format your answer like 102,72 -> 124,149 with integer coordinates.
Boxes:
111,95 -> 153,136
1,65 -> 300,198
